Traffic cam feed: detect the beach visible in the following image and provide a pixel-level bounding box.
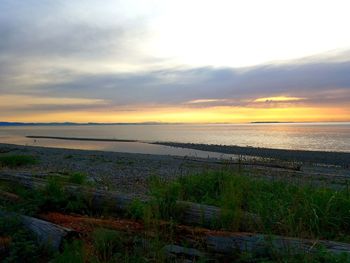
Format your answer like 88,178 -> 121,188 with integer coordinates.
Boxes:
2,140 -> 350,262
1,142 -> 349,196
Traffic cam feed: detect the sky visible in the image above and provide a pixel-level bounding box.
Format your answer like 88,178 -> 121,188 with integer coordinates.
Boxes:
1,0 -> 350,123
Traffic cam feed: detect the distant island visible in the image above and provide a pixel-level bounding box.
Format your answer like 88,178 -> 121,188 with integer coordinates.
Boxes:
1,121 -> 345,126
0,122 -> 177,126
251,121 -> 295,124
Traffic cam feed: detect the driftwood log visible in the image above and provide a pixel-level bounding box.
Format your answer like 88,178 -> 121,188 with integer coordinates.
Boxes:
0,236 -> 10,255
0,190 -> 21,202
206,234 -> 350,255
2,173 -> 350,257
163,244 -> 208,261
40,212 -> 350,256
0,172 -> 259,227
160,234 -> 350,258
173,156 -> 302,171
0,210 -> 76,251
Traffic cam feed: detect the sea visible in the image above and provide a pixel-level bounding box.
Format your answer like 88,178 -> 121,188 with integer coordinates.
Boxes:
0,123 -> 349,158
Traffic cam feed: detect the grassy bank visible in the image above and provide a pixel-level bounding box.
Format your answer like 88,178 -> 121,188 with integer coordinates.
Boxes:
0,155 -> 37,168
1,168 -> 350,262
148,170 -> 350,241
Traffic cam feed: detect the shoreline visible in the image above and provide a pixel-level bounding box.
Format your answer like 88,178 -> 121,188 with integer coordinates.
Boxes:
0,142 -> 228,196
1,142 -> 349,196
26,135 -> 139,143
25,135 -> 350,167
153,142 -> 350,167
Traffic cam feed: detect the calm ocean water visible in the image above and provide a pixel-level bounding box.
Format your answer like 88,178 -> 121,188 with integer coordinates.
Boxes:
0,123 -> 349,153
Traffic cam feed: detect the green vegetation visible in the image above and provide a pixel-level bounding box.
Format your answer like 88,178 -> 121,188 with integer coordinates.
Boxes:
126,198 -> 145,220
0,215 -> 50,262
68,172 -> 88,185
147,176 -> 183,220
52,228 -> 168,263
42,177 -> 88,213
0,176 -> 88,216
149,170 -> 350,241
0,155 -> 37,168
52,240 -> 85,263
64,154 -> 74,159
1,169 -> 350,262
92,228 -> 123,262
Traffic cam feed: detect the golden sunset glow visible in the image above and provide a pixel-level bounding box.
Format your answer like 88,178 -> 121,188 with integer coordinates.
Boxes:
2,2 -> 350,260
3,104 -> 349,124
1,0 -> 350,124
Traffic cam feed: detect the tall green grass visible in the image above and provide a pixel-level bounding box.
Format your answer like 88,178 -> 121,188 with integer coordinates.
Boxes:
2,170 -> 350,262
150,171 -> 350,241
68,172 -> 88,185
0,177 -> 88,215
0,155 -> 37,168
0,215 -> 49,262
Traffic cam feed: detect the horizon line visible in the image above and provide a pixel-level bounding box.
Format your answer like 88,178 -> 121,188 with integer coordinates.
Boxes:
1,121 -> 350,126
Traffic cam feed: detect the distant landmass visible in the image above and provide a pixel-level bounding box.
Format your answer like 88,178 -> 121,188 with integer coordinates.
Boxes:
1,121 -> 342,126
251,121 -> 295,124
0,122 -> 178,126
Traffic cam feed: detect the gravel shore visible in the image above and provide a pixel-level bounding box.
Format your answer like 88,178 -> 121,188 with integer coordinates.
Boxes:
1,143 -> 349,196
153,142 -> 350,167
0,143 -> 223,196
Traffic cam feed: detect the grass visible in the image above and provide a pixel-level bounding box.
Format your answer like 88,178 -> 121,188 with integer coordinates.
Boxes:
147,176 -> 183,221
52,240 -> 85,263
0,215 -> 50,262
2,168 -> 350,262
52,228 -> 167,263
68,172 -> 88,185
0,155 -> 37,168
148,170 -> 350,241
92,228 -> 123,262
0,177 -> 89,216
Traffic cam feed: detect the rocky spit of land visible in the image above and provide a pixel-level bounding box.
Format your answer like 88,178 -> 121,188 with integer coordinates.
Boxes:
153,142 -> 350,167
0,143 -> 349,196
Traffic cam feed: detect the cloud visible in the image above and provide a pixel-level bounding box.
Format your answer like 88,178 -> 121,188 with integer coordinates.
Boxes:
0,21 -> 125,58
0,95 -> 108,114
253,96 -> 305,103
186,99 -> 228,104
2,48 -> 350,114
15,54 -> 347,109
0,0 -> 154,94
0,0 -> 349,121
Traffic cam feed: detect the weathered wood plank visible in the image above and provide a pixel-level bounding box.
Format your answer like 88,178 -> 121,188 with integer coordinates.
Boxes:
206,234 -> 350,255
0,172 -> 236,227
40,212 -> 350,256
0,211 -> 76,251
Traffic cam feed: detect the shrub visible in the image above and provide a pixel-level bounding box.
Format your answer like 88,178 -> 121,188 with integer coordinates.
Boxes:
92,228 -> 123,262
126,198 -> 145,220
52,240 -> 85,263
0,155 -> 37,168
68,172 -> 87,185
156,171 -> 350,241
148,176 -> 181,220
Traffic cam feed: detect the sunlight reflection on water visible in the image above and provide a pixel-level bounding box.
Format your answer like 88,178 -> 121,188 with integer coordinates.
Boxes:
0,123 -> 349,153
